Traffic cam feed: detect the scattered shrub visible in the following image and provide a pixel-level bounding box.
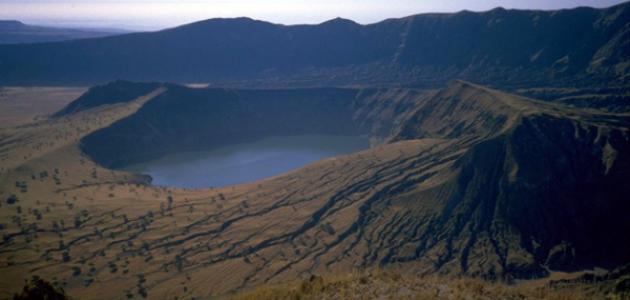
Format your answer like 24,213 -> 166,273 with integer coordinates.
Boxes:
13,276 -> 70,300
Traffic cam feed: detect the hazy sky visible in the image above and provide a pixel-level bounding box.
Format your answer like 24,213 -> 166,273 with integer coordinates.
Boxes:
1,0 -> 627,30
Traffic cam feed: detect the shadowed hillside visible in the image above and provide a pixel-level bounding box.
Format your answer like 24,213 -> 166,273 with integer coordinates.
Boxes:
391,81 -> 630,276
76,83 -> 432,167
0,2 -> 629,86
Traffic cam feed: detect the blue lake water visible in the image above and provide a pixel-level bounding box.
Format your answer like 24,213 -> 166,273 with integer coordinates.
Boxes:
122,135 -> 369,188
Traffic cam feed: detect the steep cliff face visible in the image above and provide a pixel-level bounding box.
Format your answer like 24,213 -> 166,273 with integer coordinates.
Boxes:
393,4 -> 630,86
411,117 -> 630,278
380,81 -> 630,277
500,114 -> 630,271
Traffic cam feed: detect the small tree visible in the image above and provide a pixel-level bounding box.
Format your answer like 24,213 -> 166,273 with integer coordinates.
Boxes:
6,195 -> 18,205
13,276 -> 70,300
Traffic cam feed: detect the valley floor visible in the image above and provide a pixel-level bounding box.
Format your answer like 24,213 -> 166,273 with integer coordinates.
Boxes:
0,87 -> 87,127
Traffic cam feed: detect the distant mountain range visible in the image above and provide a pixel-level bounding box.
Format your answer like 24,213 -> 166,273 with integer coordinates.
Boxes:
0,2 -> 628,87
0,20 -> 127,45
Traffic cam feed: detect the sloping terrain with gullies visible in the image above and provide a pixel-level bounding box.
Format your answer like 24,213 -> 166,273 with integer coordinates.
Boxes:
0,2 -> 629,87
1,79 -> 629,299
391,81 -> 630,277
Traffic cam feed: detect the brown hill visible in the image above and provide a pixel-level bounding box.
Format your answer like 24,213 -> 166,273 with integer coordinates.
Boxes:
0,81 -> 628,299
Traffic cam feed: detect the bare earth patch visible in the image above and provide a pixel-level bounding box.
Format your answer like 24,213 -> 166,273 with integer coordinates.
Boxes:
0,87 -> 87,128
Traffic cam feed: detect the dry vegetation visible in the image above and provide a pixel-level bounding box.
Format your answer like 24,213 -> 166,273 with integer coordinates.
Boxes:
0,87 -> 87,127
232,270 -> 619,300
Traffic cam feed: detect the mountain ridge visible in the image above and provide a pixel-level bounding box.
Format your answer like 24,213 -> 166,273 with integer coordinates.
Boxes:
0,20 -> 126,44
0,2 -> 628,86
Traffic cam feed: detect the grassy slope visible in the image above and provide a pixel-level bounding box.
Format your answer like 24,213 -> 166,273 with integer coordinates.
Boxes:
0,82 -> 628,299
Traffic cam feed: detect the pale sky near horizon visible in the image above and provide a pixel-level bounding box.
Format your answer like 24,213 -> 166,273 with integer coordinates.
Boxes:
0,0 -> 627,30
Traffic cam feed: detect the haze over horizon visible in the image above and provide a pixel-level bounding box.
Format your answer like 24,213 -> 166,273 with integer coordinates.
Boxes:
0,0 -> 627,31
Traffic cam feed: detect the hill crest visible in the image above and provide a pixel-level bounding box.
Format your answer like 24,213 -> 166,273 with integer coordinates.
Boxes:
0,3 -> 628,86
